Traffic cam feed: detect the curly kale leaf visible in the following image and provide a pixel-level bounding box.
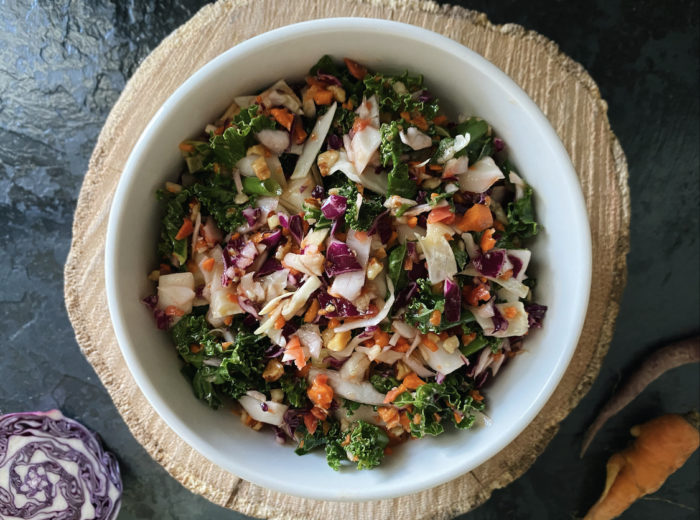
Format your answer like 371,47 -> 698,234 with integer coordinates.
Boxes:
190,173 -> 253,233
279,372 -> 310,408
379,120 -> 417,199
171,316 -> 270,407
497,184 -> 539,248
370,373 -> 401,394
387,243 -> 409,292
343,421 -> 389,470
393,372 -> 483,438
209,105 -> 277,168
337,182 -> 385,231
156,188 -> 190,266
363,72 -> 440,120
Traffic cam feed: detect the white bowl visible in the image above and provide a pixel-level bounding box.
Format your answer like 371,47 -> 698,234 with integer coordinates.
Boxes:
106,18 -> 591,501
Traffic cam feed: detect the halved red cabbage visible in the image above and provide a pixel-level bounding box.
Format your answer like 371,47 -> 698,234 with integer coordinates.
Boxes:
472,249 -> 506,278
325,241 -> 362,277
443,278 -> 461,323
321,195 -> 347,219
0,410 -> 122,519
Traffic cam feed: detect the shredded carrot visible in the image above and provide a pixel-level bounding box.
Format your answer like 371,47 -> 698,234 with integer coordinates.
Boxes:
312,87 -> 333,105
307,374 -> 334,410
341,434 -> 351,447
274,314 -> 286,330
327,317 -> 340,329
270,107 -> 294,131
480,228 -> 497,252
411,113 -> 429,131
384,384 -> 407,404
429,309 -> 442,327
462,332 -> 477,346
353,230 -> 369,242
174,218 -> 194,240
422,336 -> 438,352
226,293 -> 239,304
456,204 -> 493,233
413,414 -> 422,425
499,269 -> 513,280
352,118 -> 371,134
427,205 -> 456,224
428,163 -> 443,172
223,315 -> 233,326
221,341 -> 232,350
189,344 -> 202,353
399,412 -> 411,431
214,125 -> 225,135
453,411 -> 463,424
433,114 -> 448,126
503,306 -> 517,319
470,389 -> 484,402
403,373 -> 426,390
303,413 -> 318,435
407,216 -> 418,228
285,336 -> 306,370
164,305 -> 184,317
378,407 -> 400,428
310,406 -> 327,420
201,257 -> 215,272
292,119 -> 308,145
343,58 -> 368,80
374,330 -> 391,348
178,142 -> 195,153
303,300 -> 320,323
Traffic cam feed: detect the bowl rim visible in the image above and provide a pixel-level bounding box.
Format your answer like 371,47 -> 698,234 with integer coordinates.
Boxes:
105,17 -> 592,501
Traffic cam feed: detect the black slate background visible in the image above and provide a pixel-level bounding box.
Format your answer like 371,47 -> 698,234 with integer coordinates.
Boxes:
0,1 -> 698,518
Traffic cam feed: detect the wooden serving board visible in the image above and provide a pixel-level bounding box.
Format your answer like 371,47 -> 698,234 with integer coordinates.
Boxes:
64,0 -> 630,518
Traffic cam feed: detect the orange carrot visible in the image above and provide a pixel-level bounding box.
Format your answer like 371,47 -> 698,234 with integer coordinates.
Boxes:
503,306 -> 517,319
407,216 -> 418,228
422,336 -> 438,352
470,390 -> 484,402
226,293 -> 238,304
292,118 -> 308,145
378,407 -> 401,428
201,257 -> 215,272
303,413 -> 318,435
174,218 -> 194,240
223,315 -> 233,326
178,142 -> 195,153
432,114 -> 448,126
164,305 -> 184,317
270,107 -> 294,131
456,204 -> 493,232
284,336 -> 306,370
307,374 -> 334,410
274,315 -> 286,330
189,344 -> 202,353
343,58 -> 367,80
429,310 -> 441,327
384,384 -> 408,404
462,332 -> 477,346
403,373 -> 426,390
584,413 -> 700,520
303,300 -> 320,323
374,330 -> 391,348
427,205 -> 456,225
392,338 -> 411,353
312,88 -> 333,105
465,284 -> 490,307
499,269 -> 513,280
480,228 -> 497,251
352,118 -> 371,134
327,318 -> 340,329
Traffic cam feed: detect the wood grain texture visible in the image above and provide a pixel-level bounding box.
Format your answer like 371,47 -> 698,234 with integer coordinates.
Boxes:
63,0 -> 630,518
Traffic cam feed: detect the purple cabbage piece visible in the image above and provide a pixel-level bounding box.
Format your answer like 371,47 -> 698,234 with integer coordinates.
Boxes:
317,291 -> 363,317
321,194 -> 347,220
260,229 -> 282,248
435,372 -> 446,384
242,207 -> 260,227
256,257 -> 283,277
265,344 -> 285,358
316,72 -> 343,86
368,210 -> 393,244
273,427 -> 287,444
507,254 -> 524,279
0,410 -> 122,519
242,313 -> 259,328
142,295 -> 170,330
472,249 -> 506,278
327,134 -> 343,150
281,407 -> 309,438
443,278 -> 461,323
524,303 -> 548,329
281,320 -> 299,340
407,261 -> 428,282
260,402 -> 269,412
326,356 -> 349,370
417,90 -> 433,102
394,281 -> 419,310
491,305 -> 508,333
325,241 -> 362,277
311,185 -> 325,199
493,137 -> 505,152
282,214 -> 304,245
416,191 -> 427,204
238,297 -> 260,318
329,217 -> 342,239
474,371 -> 489,389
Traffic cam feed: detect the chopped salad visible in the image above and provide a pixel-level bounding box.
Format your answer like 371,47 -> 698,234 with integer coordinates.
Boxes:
144,56 -> 547,470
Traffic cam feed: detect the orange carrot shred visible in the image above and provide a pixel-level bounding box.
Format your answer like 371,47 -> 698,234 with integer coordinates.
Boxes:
270,107 -> 294,131
480,228 -> 497,252
201,257 -> 215,272
174,218 -> 194,240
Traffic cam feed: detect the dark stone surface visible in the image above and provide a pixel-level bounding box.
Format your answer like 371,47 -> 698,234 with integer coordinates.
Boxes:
0,1 -> 697,518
